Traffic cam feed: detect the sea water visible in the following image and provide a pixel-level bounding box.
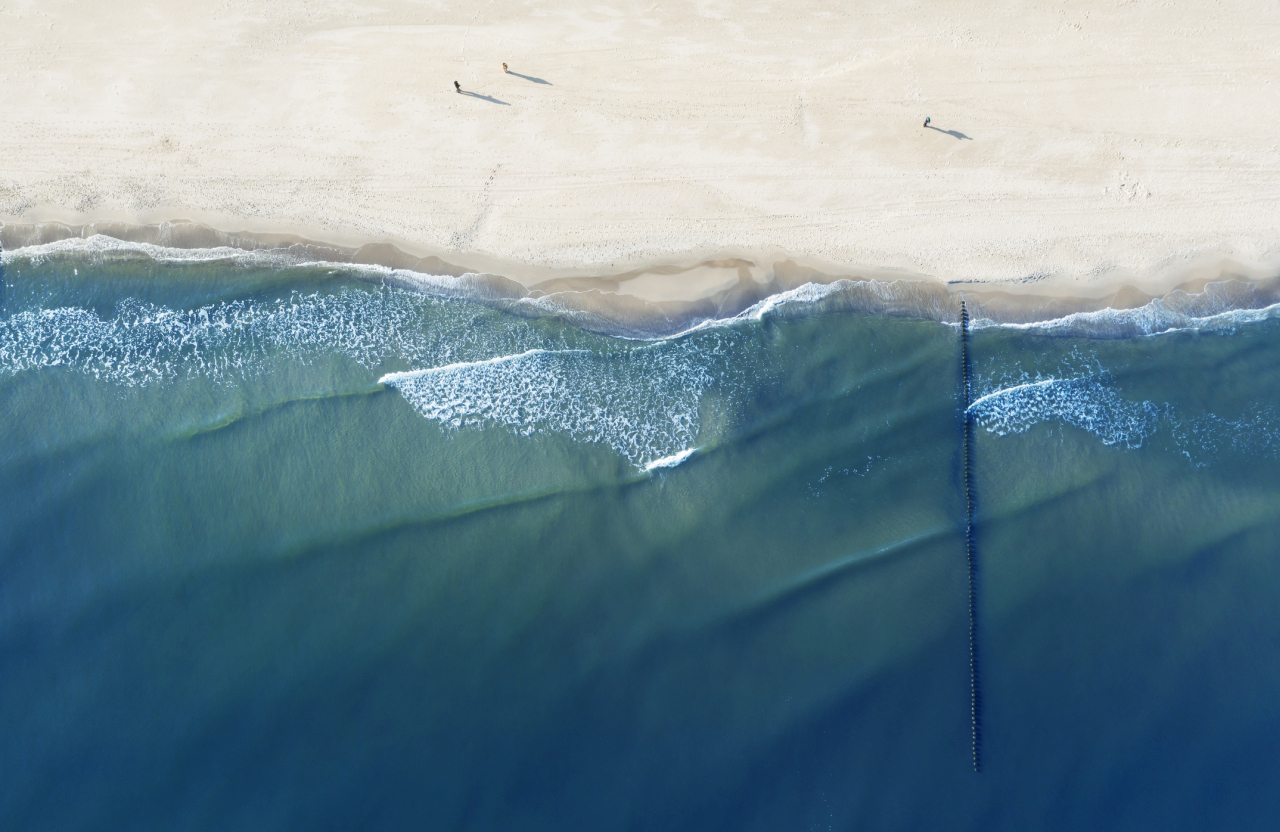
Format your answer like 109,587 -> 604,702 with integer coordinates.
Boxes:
2,241 -> 1279,830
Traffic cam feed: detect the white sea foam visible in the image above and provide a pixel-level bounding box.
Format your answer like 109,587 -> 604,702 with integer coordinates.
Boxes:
696,276 -> 1279,341
644,448 -> 697,472
970,294 -> 1280,338
1,233 -> 488,298
967,370 -> 1280,462
0,287 -> 548,386
668,278 -> 953,338
5,238 -> 1275,468
2,234 -> 298,267
1,243 -> 758,468
967,376 -> 1162,447
379,346 -> 723,467
7,235 -> 1280,341
4,239 -> 941,342
733,280 -> 848,321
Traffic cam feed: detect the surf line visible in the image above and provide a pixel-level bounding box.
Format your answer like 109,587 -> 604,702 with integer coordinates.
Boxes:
961,300 -> 982,773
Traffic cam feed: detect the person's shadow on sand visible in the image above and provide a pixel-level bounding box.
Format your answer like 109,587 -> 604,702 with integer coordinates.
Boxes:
460,91 -> 510,105
926,125 -> 972,140
507,70 -> 551,85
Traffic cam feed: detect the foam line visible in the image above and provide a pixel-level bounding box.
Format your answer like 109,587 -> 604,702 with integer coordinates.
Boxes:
973,299 -> 1280,338
965,378 -> 1062,414
7,236 -> 1280,341
378,346 -> 727,468
966,376 -> 1161,448
378,349 -> 568,384
0,287 -> 548,385
643,448 -> 697,471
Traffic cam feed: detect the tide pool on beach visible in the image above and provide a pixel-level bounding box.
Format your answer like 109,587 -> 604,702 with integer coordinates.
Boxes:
2,243 -> 1280,830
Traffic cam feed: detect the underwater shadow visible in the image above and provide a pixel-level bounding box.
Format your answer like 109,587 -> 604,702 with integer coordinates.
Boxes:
927,125 -> 973,140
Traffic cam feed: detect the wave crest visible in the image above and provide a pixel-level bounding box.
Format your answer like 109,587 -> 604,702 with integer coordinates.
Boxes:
967,377 -> 1162,448
380,348 -> 720,467
0,288 -> 547,386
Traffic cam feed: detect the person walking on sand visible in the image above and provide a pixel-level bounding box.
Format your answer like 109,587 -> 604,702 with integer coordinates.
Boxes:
454,80 -> 461,93
923,116 -> 931,128
503,63 -> 508,73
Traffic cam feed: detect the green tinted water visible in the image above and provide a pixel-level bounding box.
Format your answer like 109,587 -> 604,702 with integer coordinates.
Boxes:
2,246 -> 1278,830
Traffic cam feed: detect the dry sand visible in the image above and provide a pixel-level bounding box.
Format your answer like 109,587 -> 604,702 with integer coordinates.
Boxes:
2,0 -> 1279,301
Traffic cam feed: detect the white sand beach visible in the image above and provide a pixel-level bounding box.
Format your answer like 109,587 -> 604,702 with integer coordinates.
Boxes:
2,0 -> 1279,298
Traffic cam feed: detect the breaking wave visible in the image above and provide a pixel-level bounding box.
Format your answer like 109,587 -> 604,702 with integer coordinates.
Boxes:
970,294 -> 1280,338
380,348 -> 726,467
644,448 -> 698,472
5,234 -> 1280,340
967,377 -> 1163,448
968,372 -> 1279,462
0,241 -> 768,469
0,287 -> 557,386
3,236 -> 1278,468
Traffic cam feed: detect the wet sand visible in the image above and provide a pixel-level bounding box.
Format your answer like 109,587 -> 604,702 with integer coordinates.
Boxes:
4,220 -> 1278,340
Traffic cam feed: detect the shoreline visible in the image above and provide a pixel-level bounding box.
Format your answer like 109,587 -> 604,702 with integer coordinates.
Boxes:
4,219 -> 1279,340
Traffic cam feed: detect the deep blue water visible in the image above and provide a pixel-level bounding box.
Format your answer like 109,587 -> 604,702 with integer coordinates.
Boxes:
2,241 -> 1279,830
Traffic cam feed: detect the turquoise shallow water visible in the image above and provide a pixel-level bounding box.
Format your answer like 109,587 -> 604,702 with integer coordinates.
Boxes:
2,242 -> 1280,830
